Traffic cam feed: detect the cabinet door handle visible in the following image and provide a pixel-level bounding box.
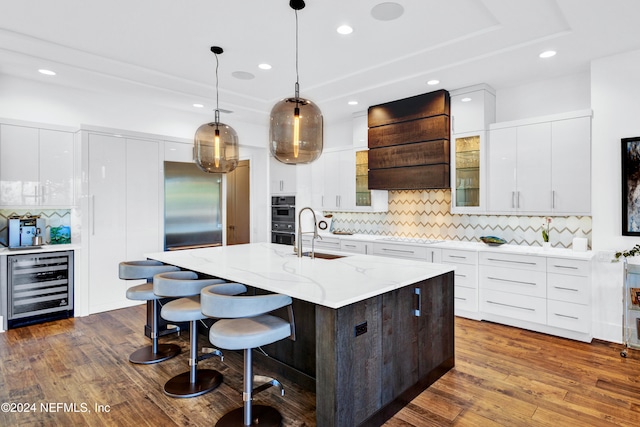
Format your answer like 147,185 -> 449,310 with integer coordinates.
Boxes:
517,191 -> 520,209
486,258 -> 537,266
553,265 -> 579,270
487,300 -> 535,312
552,190 -> 556,209
553,286 -> 578,292
511,191 -> 515,209
487,276 -> 537,286
430,252 -> 434,262
414,288 -> 421,317
553,313 -> 579,320
382,248 -> 415,255
91,195 -> 96,236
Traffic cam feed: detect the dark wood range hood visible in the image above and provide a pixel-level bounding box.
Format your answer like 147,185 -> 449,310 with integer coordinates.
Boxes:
368,89 -> 450,190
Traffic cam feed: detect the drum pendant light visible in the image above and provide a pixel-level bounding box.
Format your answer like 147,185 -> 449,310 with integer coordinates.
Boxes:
194,46 -> 239,173
269,0 -> 323,164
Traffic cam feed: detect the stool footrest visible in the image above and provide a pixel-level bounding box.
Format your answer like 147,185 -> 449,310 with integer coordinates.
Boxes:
200,347 -> 224,362
253,375 -> 285,397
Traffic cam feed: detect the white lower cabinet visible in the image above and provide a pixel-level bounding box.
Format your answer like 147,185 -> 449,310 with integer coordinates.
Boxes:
442,249 -> 479,319
340,239 -> 372,255
479,251 -> 592,342
372,241 -> 441,262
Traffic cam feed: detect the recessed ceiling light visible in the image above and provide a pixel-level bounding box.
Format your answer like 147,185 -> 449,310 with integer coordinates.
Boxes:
232,71 -> 255,80
461,97 -> 472,102
193,103 -> 204,108
371,2 -> 404,21
539,50 -> 557,59
258,63 -> 272,70
337,25 -> 353,35
38,69 -> 56,76
348,101 -> 359,105
427,79 -> 440,86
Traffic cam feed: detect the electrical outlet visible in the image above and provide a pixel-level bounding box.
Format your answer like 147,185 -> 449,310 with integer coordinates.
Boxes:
355,321 -> 367,337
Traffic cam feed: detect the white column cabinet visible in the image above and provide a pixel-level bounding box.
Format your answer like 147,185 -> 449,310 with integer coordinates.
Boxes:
487,127 -> 517,213
515,122 -> 552,213
270,156 -> 297,195
85,132 -> 161,314
0,124 -> 74,207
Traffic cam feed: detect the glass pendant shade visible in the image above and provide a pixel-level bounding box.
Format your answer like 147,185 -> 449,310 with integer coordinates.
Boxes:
270,97 -> 323,164
194,121 -> 239,173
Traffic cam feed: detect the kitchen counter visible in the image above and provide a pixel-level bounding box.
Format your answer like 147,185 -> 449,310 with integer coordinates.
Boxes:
146,242 -> 454,426
145,242 -> 454,309
0,244 -> 80,255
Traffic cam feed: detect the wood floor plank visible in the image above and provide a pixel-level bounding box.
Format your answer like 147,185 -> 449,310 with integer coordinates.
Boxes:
2,308 -> 640,426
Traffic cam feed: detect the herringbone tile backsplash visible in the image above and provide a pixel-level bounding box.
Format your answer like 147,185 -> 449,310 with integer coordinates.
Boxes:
328,190 -> 591,249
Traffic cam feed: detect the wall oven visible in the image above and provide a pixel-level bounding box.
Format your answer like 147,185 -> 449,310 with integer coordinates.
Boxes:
6,250 -> 74,329
271,196 -> 295,245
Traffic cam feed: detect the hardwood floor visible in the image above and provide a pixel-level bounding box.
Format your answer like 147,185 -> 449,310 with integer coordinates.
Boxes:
1,306 -> 639,426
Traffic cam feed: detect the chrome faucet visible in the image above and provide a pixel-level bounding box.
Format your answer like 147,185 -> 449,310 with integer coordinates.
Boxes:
297,207 -> 320,258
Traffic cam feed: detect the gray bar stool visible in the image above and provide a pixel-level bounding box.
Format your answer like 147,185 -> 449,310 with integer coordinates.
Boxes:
119,260 -> 181,364
201,283 -> 295,427
154,271 -> 236,398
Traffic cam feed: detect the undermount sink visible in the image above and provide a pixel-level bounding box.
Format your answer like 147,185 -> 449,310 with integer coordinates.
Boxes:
301,251 -> 345,260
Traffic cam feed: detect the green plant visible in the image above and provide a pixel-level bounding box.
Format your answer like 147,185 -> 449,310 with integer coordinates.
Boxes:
542,217 -> 551,243
614,244 -> 640,261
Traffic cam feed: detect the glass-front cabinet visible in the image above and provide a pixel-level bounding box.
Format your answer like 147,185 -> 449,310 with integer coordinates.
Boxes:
355,150 -> 371,207
451,132 -> 486,213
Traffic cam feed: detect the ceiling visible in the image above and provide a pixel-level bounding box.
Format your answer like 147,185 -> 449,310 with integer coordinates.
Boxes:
1,0 -> 640,125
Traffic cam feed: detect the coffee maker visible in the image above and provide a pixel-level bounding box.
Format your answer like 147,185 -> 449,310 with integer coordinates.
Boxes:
8,215 -> 45,249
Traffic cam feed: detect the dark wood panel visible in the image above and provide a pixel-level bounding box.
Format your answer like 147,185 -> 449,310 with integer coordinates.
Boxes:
368,90 -> 450,128
369,164 -> 450,190
368,140 -> 450,169
368,116 -> 450,148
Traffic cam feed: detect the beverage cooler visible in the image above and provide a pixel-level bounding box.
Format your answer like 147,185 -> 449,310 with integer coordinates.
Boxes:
6,250 -> 74,329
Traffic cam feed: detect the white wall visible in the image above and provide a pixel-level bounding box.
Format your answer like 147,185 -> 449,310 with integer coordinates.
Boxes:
590,49 -> 640,342
495,72 -> 591,122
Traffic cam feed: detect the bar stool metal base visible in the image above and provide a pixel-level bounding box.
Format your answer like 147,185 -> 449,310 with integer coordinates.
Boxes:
215,405 -> 282,427
129,343 -> 181,365
164,369 -> 223,398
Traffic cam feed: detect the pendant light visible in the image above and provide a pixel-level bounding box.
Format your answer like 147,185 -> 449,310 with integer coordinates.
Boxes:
194,46 -> 239,173
269,0 -> 323,164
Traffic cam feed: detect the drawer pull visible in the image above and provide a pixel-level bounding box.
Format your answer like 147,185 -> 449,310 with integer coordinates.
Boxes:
553,286 -> 578,292
449,255 -> 467,259
455,274 -> 467,278
454,296 -> 467,301
554,313 -> 579,320
486,258 -> 537,266
344,244 -> 356,248
487,300 -> 535,312
383,248 -> 415,254
553,265 -> 579,270
487,276 -> 537,286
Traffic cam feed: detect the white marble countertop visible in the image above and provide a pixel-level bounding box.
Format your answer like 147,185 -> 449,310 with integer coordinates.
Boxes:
145,242 -> 455,309
316,232 -> 594,260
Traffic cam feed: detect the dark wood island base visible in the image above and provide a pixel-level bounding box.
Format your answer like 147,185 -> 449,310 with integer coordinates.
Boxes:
259,271 -> 455,427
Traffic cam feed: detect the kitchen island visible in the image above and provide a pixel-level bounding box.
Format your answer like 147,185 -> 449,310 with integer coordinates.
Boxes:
146,243 -> 455,426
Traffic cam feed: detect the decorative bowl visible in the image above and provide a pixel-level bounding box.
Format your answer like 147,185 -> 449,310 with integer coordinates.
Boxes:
480,236 -> 507,246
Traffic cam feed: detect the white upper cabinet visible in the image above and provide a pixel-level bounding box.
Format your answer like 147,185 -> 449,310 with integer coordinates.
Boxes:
164,141 -> 194,163
488,111 -> 591,215
551,117 -> 591,214
270,156 -> 297,195
0,123 -> 74,207
450,85 -> 495,214
450,85 -> 496,135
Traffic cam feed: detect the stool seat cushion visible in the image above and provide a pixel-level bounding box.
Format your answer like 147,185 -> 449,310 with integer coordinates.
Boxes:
161,296 -> 207,322
119,260 -> 179,280
126,283 -> 160,301
209,315 -> 291,350
154,271 -> 226,298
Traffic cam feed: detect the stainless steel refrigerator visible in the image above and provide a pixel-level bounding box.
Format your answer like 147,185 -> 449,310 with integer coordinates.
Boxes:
164,161 -> 223,250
